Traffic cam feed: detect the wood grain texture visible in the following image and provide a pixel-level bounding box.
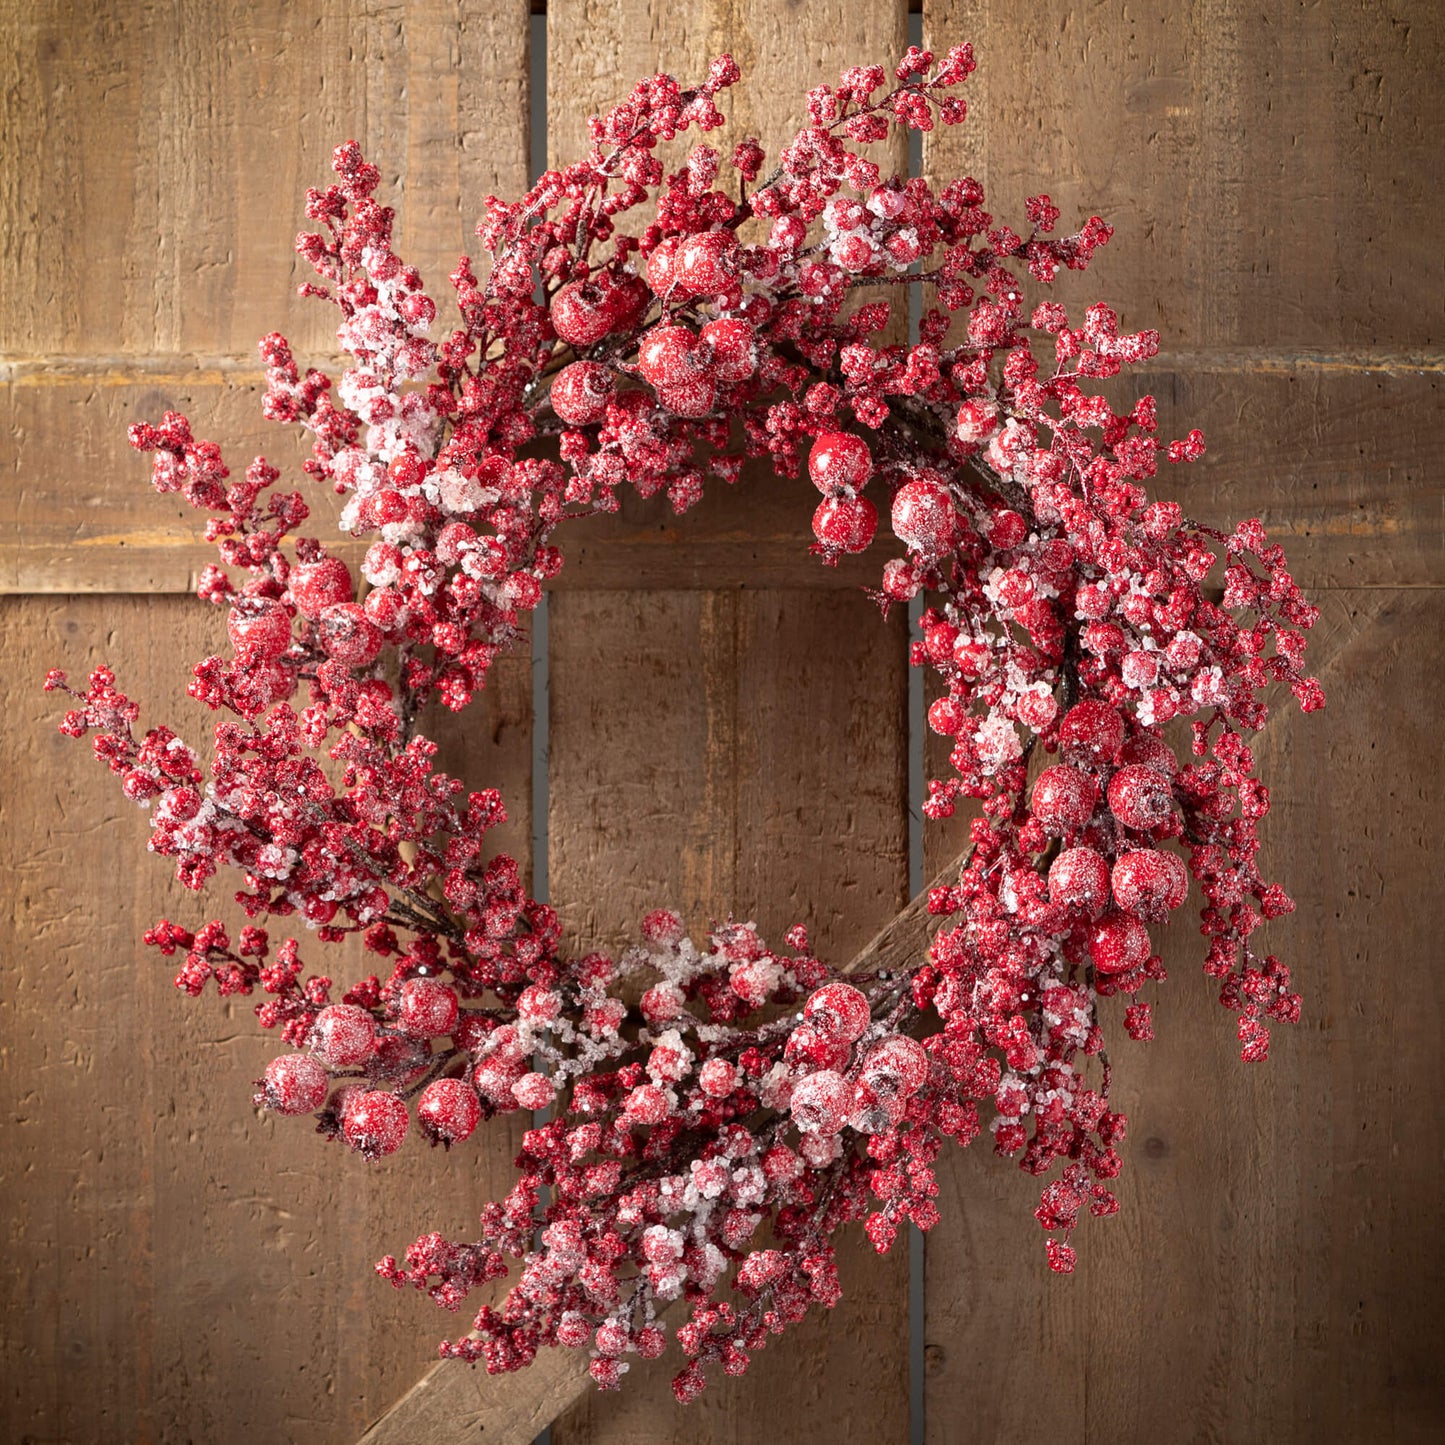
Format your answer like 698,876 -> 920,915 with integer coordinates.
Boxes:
922,0 -> 1445,350
548,588 -> 912,1445
0,0 -> 530,358
0,598 -> 531,1443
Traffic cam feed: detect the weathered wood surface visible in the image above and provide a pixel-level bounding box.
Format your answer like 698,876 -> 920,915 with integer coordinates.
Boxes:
922,2 -> 1445,1441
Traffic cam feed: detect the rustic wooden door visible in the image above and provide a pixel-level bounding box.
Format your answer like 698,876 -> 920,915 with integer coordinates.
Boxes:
2,3 -> 1441,1443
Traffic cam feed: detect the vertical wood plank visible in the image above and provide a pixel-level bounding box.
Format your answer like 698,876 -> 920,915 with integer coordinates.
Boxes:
546,4 -> 913,1439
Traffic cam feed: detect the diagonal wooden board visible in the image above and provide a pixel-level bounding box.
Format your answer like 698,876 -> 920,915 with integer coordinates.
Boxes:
356,849 -> 964,1445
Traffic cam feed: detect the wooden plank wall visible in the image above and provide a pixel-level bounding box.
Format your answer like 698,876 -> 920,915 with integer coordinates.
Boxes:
2,3 -> 1442,1444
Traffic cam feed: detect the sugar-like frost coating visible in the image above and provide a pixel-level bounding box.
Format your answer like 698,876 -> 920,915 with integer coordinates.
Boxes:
47,41 -> 1323,1404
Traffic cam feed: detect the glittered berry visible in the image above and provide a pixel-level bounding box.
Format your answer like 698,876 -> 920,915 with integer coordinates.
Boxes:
342,1089 -> 409,1158
550,361 -> 616,426
417,1076 -> 481,1146
803,981 -> 871,1041
398,977 -> 459,1037
699,317 -> 757,383
789,1070 -> 852,1134
674,229 -> 740,297
1030,764 -> 1098,835
260,1052 -> 329,1116
636,324 -> 698,386
807,431 -> 873,494
954,398 -> 998,444
316,602 -> 383,666
858,1034 -> 929,1098
891,477 -> 956,555
1107,763 -> 1175,831
311,1003 -> 377,1067
1047,846 -> 1111,918
1088,912 -> 1151,975
645,236 -> 681,295
288,557 -> 355,619
1111,849 -> 1189,921
549,279 -> 616,348
1058,700 -> 1125,768
1120,731 -> 1178,776
227,598 -> 291,659
812,495 -> 877,553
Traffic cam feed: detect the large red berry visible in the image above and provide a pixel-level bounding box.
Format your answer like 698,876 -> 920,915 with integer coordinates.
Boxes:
1107,763 -> 1175,831
311,1003 -> 377,1067
1030,764 -> 1098,835
1058,700 -> 1125,768
812,495 -> 877,553
1119,731 -> 1178,776
803,981 -> 871,1041
891,478 -> 957,555
342,1090 -> 409,1158
699,317 -> 758,383
316,603 -> 383,667
859,1035 -> 929,1098
416,1077 -> 482,1146
674,230 -> 741,297
1047,846 -> 1111,918
645,236 -> 681,295
549,279 -> 615,348
550,361 -> 615,426
808,431 -> 873,494
1088,912 -> 1151,975
227,598 -> 291,659
1111,849 -> 1189,921
288,557 -> 355,619
636,324 -> 700,386
260,1052 -> 329,1116
398,977 -> 459,1037
789,1070 -> 853,1134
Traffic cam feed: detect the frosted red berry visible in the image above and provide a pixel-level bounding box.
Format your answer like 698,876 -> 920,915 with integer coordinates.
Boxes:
891,478 -> 956,555
699,318 -> 758,383
260,1052 -> 330,1116
316,603 -> 383,666
417,1077 -> 482,1146
1058,700 -> 1125,768
227,599 -> 291,659
1106,764 -> 1174,831
550,279 -> 617,348
343,1089 -> 410,1158
789,1070 -> 853,1134
311,1004 -> 377,1067
812,495 -> 877,553
1111,849 -> 1189,921
398,977 -> 459,1037
1089,912 -> 1151,975
803,981 -> 871,1041
1048,846 -> 1111,918
807,432 -> 873,494
551,361 -> 616,426
1030,765 -> 1098,835
289,557 -> 355,618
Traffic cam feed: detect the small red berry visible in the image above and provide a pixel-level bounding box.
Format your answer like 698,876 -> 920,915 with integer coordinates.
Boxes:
812,495 -> 877,553
342,1089 -> 409,1158
1106,764 -> 1175,831
260,1052 -> 329,1115
417,1077 -> 482,1146
807,431 -> 873,494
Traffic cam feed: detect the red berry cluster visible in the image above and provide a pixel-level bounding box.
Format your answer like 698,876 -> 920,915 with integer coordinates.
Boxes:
49,42 -> 1322,1403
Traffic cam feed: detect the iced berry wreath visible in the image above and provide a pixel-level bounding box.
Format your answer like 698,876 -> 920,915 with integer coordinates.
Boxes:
48,45 -> 1323,1402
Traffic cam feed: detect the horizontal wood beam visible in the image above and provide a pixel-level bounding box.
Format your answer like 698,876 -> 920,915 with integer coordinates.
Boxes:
355,846 -> 963,1445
